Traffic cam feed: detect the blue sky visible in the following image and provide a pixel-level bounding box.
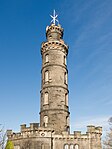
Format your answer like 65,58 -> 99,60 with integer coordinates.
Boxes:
0,0 -> 112,136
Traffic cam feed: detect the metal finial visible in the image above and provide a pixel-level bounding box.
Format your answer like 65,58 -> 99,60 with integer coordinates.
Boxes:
50,10 -> 59,25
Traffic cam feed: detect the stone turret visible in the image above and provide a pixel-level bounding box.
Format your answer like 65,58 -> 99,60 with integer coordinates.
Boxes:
40,23 -> 70,134
87,125 -> 102,149
46,24 -> 63,41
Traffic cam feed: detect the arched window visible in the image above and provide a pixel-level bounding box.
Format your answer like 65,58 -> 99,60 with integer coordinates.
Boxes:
64,56 -> 67,65
45,71 -> 49,82
74,144 -> 79,149
45,54 -> 49,63
65,93 -> 68,106
44,116 -> 48,127
66,126 -> 70,132
49,35 -> 52,39
64,72 -> 68,84
66,116 -> 70,126
41,144 -> 44,149
70,144 -> 74,149
44,92 -> 48,105
64,144 -> 69,149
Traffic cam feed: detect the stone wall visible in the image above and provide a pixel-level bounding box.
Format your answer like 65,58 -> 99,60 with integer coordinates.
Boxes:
7,123 -> 102,149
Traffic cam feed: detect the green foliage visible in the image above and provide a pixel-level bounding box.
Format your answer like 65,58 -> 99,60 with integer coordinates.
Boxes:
5,140 -> 14,149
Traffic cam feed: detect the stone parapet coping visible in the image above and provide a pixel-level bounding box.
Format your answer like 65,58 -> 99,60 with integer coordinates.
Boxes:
7,123 -> 102,141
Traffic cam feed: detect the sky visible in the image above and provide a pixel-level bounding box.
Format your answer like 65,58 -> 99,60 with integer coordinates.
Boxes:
0,0 -> 112,137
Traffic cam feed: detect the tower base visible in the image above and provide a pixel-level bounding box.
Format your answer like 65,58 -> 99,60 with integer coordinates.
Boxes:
7,123 -> 102,149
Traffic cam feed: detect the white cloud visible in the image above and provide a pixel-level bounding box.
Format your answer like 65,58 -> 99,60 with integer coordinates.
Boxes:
70,116 -> 110,136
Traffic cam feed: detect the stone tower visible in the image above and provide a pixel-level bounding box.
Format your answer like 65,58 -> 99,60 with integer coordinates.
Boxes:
7,11 -> 102,149
40,23 -> 70,134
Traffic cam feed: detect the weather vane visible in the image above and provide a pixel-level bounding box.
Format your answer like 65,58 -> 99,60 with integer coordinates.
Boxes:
50,10 -> 59,25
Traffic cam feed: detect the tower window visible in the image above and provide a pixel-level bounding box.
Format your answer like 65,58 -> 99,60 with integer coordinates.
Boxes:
64,72 -> 68,84
75,145 -> 79,149
65,93 -> 68,106
49,35 -> 52,38
66,126 -> 70,132
66,116 -> 70,126
64,56 -> 67,65
70,144 -> 74,149
45,54 -> 49,63
44,116 -> 48,127
44,92 -> 48,105
45,70 -> 49,83
64,144 -> 69,149
41,144 -> 44,149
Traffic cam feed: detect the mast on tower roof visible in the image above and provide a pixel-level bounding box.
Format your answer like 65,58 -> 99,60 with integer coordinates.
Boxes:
50,10 -> 59,25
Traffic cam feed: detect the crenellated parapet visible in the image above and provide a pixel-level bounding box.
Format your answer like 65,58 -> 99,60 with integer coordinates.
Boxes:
7,123 -> 54,140
20,123 -> 39,132
7,124 -> 102,149
41,40 -> 68,55
7,124 -> 102,140
73,125 -> 102,140
87,125 -> 102,135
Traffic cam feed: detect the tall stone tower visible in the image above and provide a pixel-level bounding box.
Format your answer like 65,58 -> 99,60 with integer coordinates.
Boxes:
40,23 -> 70,134
7,11 -> 102,149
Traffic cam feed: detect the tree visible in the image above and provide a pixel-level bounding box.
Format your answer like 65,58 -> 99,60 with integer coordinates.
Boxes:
103,117 -> 112,149
5,140 -> 14,149
0,125 -> 7,149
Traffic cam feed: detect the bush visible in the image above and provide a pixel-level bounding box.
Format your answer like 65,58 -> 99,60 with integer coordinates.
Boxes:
5,140 -> 14,149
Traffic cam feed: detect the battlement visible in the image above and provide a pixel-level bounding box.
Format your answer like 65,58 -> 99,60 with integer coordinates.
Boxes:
20,123 -> 39,132
74,131 -> 81,138
7,124 -> 102,149
7,123 -> 55,140
87,125 -> 102,134
41,40 -> 68,55
46,24 -> 63,35
7,124 -> 102,140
